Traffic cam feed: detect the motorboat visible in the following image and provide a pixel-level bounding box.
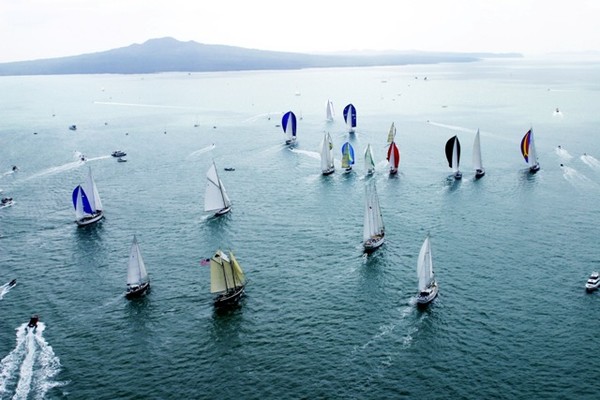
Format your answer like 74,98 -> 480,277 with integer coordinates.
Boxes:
585,272 -> 600,292
1,197 -> 14,208
117,157 -> 127,162
27,314 -> 39,331
224,167 -> 235,171
69,125 -> 77,131
8,279 -> 16,287
111,150 -> 127,157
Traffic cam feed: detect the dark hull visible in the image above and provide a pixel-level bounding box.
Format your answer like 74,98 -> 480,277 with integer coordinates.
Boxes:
475,169 -> 485,179
126,282 -> 150,299
214,286 -> 245,308
529,165 -> 540,173
322,168 -> 335,176
215,206 -> 231,216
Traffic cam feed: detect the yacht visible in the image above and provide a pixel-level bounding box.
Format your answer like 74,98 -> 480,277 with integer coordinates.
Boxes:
585,272 -> 600,292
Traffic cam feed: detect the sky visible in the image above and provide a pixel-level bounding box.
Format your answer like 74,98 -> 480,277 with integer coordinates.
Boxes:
1,0 -> 599,63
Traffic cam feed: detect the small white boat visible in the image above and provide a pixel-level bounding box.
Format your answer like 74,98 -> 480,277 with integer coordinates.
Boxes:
585,272 -> 600,292
112,150 -> 127,157
363,181 -> 385,252
204,161 -> 232,216
0,197 -> 14,208
416,235 -> 438,306
125,235 -> 150,299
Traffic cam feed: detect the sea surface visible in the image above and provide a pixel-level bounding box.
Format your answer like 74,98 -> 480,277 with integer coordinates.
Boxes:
1,56 -> 600,399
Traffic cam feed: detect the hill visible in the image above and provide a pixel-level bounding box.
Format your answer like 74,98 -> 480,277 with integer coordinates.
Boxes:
0,37 -> 521,76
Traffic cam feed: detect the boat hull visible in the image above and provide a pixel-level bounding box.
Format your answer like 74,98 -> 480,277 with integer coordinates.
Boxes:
364,235 -> 385,252
214,206 -> 231,216
454,171 -> 463,180
76,211 -> 104,226
322,167 -> 335,176
389,168 -> 398,175
125,282 -> 150,299
529,164 -> 540,173
416,283 -> 438,306
475,169 -> 485,179
214,286 -> 245,308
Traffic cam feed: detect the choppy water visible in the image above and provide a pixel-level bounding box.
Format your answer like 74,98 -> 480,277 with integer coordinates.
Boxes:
1,56 -> 600,399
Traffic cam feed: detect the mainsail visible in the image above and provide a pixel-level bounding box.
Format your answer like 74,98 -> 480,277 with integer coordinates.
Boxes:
363,182 -> 384,242
326,100 -> 335,121
210,250 -> 245,293
387,122 -> 396,144
204,161 -> 231,213
127,235 -> 149,287
320,132 -> 335,172
417,236 -> 434,291
473,129 -> 483,171
364,144 -> 375,174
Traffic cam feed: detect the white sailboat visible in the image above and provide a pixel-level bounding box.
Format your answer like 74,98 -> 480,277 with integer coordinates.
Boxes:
364,144 -> 375,175
320,132 -> 335,175
416,235 -> 438,306
210,250 -> 246,308
125,235 -> 150,298
204,161 -> 232,216
72,166 -> 104,226
363,182 -> 385,252
445,135 -> 462,179
521,128 -> 540,173
326,99 -> 335,122
472,129 -> 485,178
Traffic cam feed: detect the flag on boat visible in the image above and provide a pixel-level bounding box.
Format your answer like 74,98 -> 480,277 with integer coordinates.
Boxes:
200,258 -> 210,266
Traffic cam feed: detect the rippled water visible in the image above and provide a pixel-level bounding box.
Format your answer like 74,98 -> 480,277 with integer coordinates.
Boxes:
1,57 -> 600,399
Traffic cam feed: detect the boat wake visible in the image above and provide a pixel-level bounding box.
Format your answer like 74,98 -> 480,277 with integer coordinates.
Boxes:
0,323 -> 65,399
555,146 -> 573,160
427,121 -> 476,134
94,101 -> 195,110
562,166 -> 596,190
0,281 -> 15,300
288,148 -> 320,160
187,144 -> 216,158
25,160 -> 84,181
242,112 -> 282,123
581,154 -> 600,169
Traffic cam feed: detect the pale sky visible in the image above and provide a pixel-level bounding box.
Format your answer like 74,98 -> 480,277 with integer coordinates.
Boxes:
1,0 -> 599,63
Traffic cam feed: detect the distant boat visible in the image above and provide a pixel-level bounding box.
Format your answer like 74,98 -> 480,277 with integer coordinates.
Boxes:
8,279 -> 16,287
1,197 -> 14,208
204,161 -> 232,216
224,167 -> 235,172
282,111 -> 297,145
472,129 -> 485,179
387,122 -> 396,144
416,235 -> 438,306
111,150 -> 127,157
210,250 -> 246,308
117,157 -> 127,162
387,141 -> 400,175
326,99 -> 335,122
343,104 -> 357,133
364,143 -> 375,175
521,128 -> 540,173
363,181 -> 385,252
586,272 -> 600,292
320,132 -> 335,175
125,235 -> 150,299
27,314 -> 39,332
341,142 -> 355,172
72,167 -> 104,226
445,135 -> 462,179
69,125 -> 77,131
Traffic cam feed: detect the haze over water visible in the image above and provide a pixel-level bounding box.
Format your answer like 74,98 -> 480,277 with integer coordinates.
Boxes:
1,56 -> 599,399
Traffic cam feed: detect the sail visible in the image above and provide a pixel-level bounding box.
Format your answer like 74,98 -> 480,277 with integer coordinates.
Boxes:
445,136 -> 461,172
363,182 -> 384,241
387,122 -> 396,144
387,142 -> 400,169
72,185 -> 93,220
229,251 -> 246,288
472,129 -> 483,171
127,235 -> 149,286
343,104 -> 357,131
204,161 -> 231,212
210,250 -> 236,293
320,133 -> 335,171
82,167 -> 102,213
282,111 -> 297,141
341,142 -> 355,168
364,144 -> 375,173
521,128 -> 538,168
417,236 -> 434,291
326,100 -> 335,121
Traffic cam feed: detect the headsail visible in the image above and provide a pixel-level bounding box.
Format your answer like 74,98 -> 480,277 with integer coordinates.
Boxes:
204,161 -> 231,213
363,182 -> 384,242
387,122 -> 396,144
472,129 -> 483,171
320,132 -> 335,173
210,250 -> 245,293
417,236 -> 434,291
282,111 -> 297,142
364,144 -> 375,174
445,136 -> 461,172
127,235 -> 149,287
387,142 -> 400,170
72,185 -> 93,220
521,128 -> 539,169
343,104 -> 357,132
341,142 -> 355,169
326,100 -> 335,121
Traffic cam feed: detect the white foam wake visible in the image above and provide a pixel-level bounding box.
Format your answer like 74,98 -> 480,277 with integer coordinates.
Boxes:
288,148 -> 320,160
581,154 -> 600,169
0,323 -> 65,399
555,147 -> 573,160
187,144 -> 216,158
0,281 -> 15,300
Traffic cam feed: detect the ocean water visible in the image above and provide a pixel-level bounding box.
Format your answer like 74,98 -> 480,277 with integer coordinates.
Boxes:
1,56 -> 600,399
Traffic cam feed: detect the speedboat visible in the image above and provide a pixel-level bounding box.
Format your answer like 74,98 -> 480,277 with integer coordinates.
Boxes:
0,197 -> 14,208
27,314 -> 39,331
224,167 -> 235,172
111,150 -> 127,157
416,281 -> 439,306
585,272 -> 600,292
125,282 -> 150,299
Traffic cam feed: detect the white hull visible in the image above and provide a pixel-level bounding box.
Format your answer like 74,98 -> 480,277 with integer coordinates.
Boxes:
214,206 -> 231,216
585,272 -> 600,292
76,210 -> 104,226
364,234 -> 384,251
416,282 -> 438,305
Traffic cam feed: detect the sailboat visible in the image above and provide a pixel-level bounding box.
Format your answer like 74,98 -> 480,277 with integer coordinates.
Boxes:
320,132 -> 335,175
204,161 -> 232,216
445,135 -> 462,179
282,111 -> 297,145
387,122 -> 396,145
363,181 -> 385,252
326,99 -> 335,122
416,235 -> 438,306
125,235 -> 150,299
341,142 -> 355,172
387,142 -> 400,175
343,104 -> 357,133
210,250 -> 246,308
364,144 -> 376,175
72,166 -> 104,226
521,128 -> 540,173
472,129 -> 485,179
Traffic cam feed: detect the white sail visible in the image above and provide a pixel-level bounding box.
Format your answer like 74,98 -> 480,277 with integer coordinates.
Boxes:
320,133 -> 334,172
84,167 -> 102,212
529,128 -> 539,168
210,250 -> 244,293
472,129 -> 483,171
127,235 -> 149,286
417,236 -> 434,291
452,138 -> 460,173
326,100 -> 335,121
387,122 -> 396,144
204,161 -> 231,213
363,182 -> 384,241
74,186 -> 87,220
364,144 -> 375,174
